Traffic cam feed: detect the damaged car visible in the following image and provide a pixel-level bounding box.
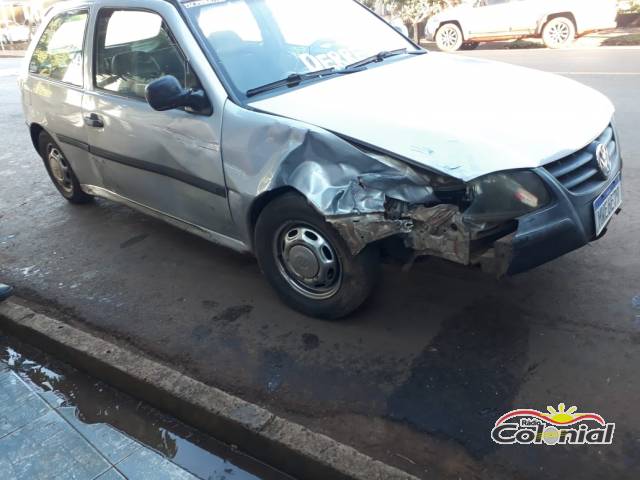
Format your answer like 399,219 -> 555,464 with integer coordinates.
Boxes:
19,0 -> 623,318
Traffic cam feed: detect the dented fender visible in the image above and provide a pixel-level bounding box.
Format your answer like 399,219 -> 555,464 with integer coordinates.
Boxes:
221,101 -> 441,249
221,102 -> 507,272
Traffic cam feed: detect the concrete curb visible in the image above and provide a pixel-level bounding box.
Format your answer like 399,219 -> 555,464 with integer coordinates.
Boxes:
0,300 -> 418,480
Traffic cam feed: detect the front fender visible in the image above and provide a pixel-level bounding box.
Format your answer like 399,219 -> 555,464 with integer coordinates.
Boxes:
220,101 -> 438,251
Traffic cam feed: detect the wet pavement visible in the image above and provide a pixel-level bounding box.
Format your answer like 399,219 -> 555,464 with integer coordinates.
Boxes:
1,48 -> 640,480
0,335 -> 292,480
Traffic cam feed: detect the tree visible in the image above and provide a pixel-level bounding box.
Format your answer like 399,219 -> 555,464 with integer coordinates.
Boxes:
360,0 -> 460,42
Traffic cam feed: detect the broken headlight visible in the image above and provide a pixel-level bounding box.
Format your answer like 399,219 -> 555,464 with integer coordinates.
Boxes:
463,171 -> 551,223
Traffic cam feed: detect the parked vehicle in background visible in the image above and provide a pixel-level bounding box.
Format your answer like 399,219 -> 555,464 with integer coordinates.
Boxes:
426,0 -> 618,51
0,21 -> 30,44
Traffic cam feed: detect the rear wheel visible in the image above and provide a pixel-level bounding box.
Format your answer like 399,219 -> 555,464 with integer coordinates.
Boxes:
542,17 -> 575,49
38,131 -> 92,204
436,23 -> 464,52
254,192 -> 379,319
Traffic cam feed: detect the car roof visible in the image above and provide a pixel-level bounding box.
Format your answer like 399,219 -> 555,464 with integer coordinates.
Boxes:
45,0 -> 184,16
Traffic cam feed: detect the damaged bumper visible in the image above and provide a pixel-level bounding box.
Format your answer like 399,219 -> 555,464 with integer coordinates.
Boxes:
330,166 -> 622,278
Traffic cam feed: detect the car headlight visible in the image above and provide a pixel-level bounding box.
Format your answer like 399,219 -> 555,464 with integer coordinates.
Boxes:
463,171 -> 551,223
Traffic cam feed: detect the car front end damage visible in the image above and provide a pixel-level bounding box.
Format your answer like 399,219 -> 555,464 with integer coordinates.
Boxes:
327,170 -> 528,278
328,125 -> 623,278
222,103 -> 621,279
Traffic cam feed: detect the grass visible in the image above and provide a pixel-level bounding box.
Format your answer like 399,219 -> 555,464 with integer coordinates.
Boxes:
602,33 -> 640,46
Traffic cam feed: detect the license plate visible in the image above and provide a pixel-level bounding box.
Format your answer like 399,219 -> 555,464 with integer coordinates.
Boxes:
594,174 -> 622,236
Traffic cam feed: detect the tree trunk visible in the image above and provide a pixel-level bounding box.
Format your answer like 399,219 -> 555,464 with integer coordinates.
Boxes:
413,21 -> 420,43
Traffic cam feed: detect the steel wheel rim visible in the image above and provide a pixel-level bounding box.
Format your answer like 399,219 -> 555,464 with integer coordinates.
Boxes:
548,22 -> 570,45
274,224 -> 342,300
439,27 -> 459,49
48,145 -> 73,194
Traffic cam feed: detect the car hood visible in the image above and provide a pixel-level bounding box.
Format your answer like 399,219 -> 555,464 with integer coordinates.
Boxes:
249,53 -> 614,182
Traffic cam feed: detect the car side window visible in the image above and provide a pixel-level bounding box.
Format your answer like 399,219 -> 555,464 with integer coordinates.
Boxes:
29,11 -> 88,86
94,9 -> 200,100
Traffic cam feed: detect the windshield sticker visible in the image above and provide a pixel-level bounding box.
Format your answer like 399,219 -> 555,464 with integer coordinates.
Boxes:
298,49 -> 363,70
183,0 -> 226,9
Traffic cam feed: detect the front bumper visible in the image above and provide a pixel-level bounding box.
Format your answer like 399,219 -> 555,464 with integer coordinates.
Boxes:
483,165 -> 622,276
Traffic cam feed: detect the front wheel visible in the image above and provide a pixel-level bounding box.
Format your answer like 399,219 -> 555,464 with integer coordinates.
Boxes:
436,23 -> 464,52
542,17 -> 576,49
254,192 -> 379,319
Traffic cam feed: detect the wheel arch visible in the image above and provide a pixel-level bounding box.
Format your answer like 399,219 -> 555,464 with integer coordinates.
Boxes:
248,186 -> 304,250
29,123 -> 45,153
538,12 -> 577,35
437,20 -> 466,41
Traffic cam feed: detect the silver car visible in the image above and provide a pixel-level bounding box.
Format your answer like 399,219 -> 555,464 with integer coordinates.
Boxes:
19,0 -> 623,319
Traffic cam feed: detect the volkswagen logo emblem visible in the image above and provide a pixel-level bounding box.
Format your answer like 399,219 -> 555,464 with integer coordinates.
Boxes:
595,143 -> 612,178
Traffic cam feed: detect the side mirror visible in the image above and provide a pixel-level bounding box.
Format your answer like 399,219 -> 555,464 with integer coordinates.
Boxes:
145,75 -> 212,115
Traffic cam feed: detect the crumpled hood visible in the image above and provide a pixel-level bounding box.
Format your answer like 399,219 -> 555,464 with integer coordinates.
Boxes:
249,53 -> 615,182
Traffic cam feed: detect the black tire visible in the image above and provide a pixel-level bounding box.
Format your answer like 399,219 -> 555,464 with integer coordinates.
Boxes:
436,23 -> 464,52
254,192 -> 379,319
542,17 -> 576,49
38,131 -> 92,204
461,41 -> 479,50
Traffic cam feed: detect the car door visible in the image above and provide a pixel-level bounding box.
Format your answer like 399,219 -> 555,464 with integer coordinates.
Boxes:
507,0 -> 540,35
23,9 -> 98,188
467,0 -> 516,37
83,3 -> 234,237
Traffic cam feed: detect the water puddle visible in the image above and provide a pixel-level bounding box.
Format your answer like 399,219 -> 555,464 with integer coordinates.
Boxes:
0,335 -> 293,480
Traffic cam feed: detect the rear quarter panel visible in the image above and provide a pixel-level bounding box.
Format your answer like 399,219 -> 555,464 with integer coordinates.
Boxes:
572,0 -> 618,33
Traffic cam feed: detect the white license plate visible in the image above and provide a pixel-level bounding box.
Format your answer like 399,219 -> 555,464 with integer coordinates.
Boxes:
594,174 -> 622,236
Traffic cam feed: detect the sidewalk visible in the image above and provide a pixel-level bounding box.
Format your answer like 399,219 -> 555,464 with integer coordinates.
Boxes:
0,363 -> 197,480
0,50 -> 26,58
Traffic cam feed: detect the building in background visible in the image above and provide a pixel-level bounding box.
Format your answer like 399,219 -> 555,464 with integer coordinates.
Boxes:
0,0 -> 58,49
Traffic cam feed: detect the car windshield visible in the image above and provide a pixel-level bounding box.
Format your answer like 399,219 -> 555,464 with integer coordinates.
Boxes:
184,0 -> 417,97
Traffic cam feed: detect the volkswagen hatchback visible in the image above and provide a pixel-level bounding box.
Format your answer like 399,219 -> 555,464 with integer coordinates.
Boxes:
19,0 -> 623,319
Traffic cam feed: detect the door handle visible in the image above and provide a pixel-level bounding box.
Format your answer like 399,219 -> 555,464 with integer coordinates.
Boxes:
84,113 -> 104,128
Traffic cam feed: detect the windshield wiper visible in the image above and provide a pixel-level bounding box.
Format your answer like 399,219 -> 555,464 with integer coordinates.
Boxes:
246,48 -> 426,98
247,68 -> 342,98
342,48 -> 426,71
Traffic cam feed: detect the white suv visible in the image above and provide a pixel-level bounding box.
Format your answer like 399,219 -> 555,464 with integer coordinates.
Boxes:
426,0 -> 618,51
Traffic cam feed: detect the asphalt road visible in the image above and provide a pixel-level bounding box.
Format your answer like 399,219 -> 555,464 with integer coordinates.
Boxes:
1,48 -> 640,480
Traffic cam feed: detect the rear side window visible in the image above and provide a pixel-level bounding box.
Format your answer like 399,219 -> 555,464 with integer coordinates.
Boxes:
94,9 -> 199,100
29,11 -> 88,86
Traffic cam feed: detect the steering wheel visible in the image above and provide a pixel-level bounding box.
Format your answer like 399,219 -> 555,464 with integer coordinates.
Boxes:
129,51 -> 162,80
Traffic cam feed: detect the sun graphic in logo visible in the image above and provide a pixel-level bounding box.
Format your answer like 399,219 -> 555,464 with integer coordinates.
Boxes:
494,402 -> 607,427
543,403 -> 579,425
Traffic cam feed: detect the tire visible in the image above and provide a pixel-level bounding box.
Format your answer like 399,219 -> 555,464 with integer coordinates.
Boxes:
254,192 -> 379,319
436,23 -> 464,52
38,131 -> 93,204
460,41 -> 479,50
542,17 -> 576,49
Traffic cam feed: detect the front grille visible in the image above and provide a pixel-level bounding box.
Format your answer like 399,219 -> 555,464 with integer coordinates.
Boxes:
544,125 -> 617,195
